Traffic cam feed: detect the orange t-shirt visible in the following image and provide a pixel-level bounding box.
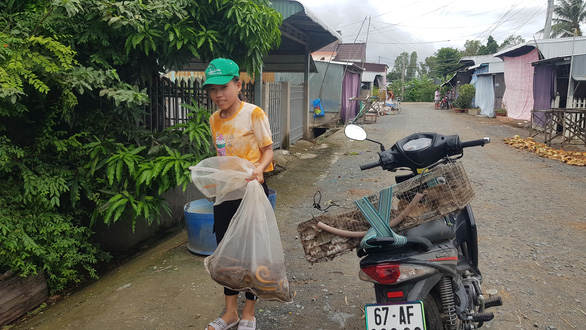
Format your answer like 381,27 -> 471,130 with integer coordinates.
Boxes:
210,102 -> 274,172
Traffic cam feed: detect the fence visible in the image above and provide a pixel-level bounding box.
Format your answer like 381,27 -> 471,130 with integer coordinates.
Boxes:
143,78 -> 255,131
142,77 -> 296,150
267,82 -> 282,149
290,84 -> 305,145
569,98 -> 586,109
530,95 -> 586,146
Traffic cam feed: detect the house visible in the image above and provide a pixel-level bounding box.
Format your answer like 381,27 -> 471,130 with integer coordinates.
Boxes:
459,55 -> 505,117
314,42 -> 388,96
305,42 -> 388,124
494,36 -> 586,120
275,60 -> 364,125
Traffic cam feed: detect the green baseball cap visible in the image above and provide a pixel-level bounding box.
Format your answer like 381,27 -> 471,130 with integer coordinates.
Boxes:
202,58 -> 240,87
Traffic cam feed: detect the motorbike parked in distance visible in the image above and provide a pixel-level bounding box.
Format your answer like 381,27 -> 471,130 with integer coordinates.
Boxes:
344,124 -> 502,330
440,95 -> 451,110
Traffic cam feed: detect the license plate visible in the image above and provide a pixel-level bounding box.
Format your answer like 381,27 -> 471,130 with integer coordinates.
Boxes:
365,301 -> 426,330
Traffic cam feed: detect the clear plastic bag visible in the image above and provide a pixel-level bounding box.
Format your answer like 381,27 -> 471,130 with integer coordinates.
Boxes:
203,180 -> 292,302
190,156 -> 254,205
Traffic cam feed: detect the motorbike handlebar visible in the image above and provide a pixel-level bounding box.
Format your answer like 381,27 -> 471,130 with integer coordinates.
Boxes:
461,137 -> 490,149
357,135 -> 489,172
360,159 -> 382,171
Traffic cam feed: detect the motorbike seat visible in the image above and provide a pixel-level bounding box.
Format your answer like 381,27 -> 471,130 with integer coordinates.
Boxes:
357,218 -> 456,258
399,218 -> 455,242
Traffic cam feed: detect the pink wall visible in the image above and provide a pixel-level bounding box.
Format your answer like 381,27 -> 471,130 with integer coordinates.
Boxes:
501,49 -> 539,120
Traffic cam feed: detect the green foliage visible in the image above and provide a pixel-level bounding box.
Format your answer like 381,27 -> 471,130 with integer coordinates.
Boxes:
83,104 -> 213,229
387,51 -> 419,84
0,0 -> 277,293
550,0 -> 586,37
432,47 -> 461,80
398,76 -> 436,102
454,84 -> 476,109
462,40 -> 483,56
479,36 -> 498,55
0,207 -> 109,293
500,35 -> 526,49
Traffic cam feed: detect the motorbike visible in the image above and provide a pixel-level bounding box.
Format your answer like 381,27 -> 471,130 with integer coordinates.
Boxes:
343,124 -> 502,330
440,96 -> 451,110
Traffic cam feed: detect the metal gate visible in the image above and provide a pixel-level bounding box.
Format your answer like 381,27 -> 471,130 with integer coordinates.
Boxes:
267,82 -> 282,149
290,84 -> 304,144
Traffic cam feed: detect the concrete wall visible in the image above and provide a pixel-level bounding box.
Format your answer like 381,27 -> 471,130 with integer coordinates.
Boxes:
92,185 -> 206,252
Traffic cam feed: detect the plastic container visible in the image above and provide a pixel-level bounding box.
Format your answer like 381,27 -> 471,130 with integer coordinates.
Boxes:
184,189 -> 276,256
268,188 -> 277,210
184,199 -> 217,256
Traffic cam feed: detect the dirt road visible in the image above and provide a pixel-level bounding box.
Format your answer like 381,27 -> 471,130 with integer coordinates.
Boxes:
10,103 -> 586,330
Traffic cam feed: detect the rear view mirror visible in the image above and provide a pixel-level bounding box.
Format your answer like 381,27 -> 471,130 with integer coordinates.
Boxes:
344,124 -> 367,141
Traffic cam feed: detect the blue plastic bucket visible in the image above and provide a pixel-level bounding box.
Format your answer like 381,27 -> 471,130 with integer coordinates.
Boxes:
184,189 -> 276,256
184,199 -> 216,256
268,188 -> 277,210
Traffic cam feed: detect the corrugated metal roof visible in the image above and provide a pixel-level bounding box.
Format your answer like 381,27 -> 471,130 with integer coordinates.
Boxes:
271,0 -> 342,52
461,55 -> 502,65
495,36 -> 586,59
460,55 -> 504,74
315,59 -> 364,73
530,53 -> 586,80
533,37 -> 586,58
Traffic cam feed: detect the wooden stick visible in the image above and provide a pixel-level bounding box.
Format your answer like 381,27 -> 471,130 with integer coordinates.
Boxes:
560,316 -> 576,328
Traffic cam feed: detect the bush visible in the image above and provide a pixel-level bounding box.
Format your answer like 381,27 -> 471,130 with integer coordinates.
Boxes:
0,0 -> 278,294
454,84 -> 476,109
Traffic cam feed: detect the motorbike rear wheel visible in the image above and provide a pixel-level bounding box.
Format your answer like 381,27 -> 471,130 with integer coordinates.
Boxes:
422,294 -> 443,330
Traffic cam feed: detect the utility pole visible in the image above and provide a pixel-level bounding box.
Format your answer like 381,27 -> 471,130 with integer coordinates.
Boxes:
567,28 -> 577,107
401,55 -> 406,96
544,0 -> 554,38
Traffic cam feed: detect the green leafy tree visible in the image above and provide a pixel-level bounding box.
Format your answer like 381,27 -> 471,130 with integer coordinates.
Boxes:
422,56 -> 438,78
407,52 -> 418,80
0,0 -> 282,293
418,62 -> 429,77
500,35 -> 526,49
462,40 -> 483,56
549,0 -> 586,37
479,36 -> 498,55
387,52 -> 408,83
401,76 -> 436,102
432,47 -> 461,80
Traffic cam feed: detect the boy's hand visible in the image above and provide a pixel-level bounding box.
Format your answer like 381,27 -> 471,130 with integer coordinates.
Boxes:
251,167 -> 265,184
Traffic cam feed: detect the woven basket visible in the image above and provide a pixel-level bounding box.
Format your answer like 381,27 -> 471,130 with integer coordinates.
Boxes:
297,162 -> 474,263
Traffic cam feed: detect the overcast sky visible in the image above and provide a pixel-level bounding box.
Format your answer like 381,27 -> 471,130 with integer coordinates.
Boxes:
296,0 -> 550,68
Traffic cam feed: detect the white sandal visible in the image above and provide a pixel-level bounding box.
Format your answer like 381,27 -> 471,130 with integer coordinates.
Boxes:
237,317 -> 256,330
205,317 -> 240,330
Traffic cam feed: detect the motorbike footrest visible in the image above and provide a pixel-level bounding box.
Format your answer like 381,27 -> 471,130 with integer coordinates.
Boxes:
484,296 -> 503,309
471,312 -> 494,322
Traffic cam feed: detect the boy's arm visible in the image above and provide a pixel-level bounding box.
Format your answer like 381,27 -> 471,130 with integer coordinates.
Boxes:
251,145 -> 273,184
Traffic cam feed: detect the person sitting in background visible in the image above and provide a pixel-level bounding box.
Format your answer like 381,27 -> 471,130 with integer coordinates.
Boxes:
386,90 -> 394,106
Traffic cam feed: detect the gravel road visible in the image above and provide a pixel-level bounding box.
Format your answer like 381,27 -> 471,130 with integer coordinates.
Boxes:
10,102 -> 585,330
